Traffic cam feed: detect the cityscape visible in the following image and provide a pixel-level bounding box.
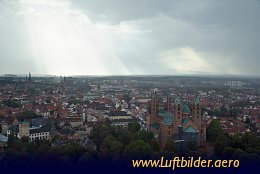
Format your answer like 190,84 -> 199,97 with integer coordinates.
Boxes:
0,74 -> 259,169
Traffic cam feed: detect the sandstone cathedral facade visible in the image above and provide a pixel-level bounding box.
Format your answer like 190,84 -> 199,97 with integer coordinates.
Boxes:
146,91 -> 206,148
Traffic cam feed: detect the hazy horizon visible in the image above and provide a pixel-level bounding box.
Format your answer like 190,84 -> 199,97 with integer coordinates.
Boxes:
1,0 -> 260,76
1,73 -> 260,79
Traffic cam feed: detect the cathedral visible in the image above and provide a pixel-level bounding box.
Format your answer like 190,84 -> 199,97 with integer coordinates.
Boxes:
146,92 -> 206,148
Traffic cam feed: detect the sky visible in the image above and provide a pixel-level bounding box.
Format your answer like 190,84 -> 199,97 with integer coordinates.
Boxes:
0,0 -> 260,76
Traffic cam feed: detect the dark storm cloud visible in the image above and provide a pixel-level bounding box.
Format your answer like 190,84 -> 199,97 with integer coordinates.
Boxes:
72,0 -> 173,22
71,0 -> 260,75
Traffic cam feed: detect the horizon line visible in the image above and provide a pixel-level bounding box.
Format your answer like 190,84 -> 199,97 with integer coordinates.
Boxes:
1,73 -> 260,78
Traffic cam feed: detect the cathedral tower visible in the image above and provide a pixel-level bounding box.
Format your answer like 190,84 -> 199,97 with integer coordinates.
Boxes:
19,121 -> 30,138
150,90 -> 158,122
166,96 -> 173,112
192,95 -> 201,126
174,96 -> 182,127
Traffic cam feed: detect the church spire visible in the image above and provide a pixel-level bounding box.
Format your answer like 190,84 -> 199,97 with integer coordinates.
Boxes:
28,72 -> 32,82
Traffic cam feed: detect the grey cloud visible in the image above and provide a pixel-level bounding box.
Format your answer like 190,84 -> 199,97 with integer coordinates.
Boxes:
0,0 -> 260,75
73,0 -> 260,75
72,0 -> 173,23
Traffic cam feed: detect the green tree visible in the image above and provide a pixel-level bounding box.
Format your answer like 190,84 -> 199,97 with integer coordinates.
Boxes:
164,140 -> 177,152
149,140 -> 160,152
38,144 -> 51,155
32,100 -> 37,106
89,124 -> 114,148
7,132 -> 16,147
186,140 -> 198,151
136,130 -> 154,143
24,141 -> 38,154
109,141 -> 124,156
241,134 -> 260,150
68,99 -> 81,105
114,127 -> 131,144
21,136 -> 29,143
19,110 -> 39,121
124,140 -> 152,158
122,94 -> 131,103
214,135 -> 228,156
207,120 -> 224,142
228,135 -> 244,149
45,98 -> 51,104
229,108 -> 239,118
232,148 -> 247,160
3,99 -> 21,108
127,122 -> 140,133
99,134 -> 116,153
245,117 -> 251,124
222,147 -> 235,159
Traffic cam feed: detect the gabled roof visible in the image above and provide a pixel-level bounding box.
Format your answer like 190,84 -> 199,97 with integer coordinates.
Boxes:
9,125 -> 19,133
30,123 -> 53,134
182,104 -> 190,113
59,128 -> 72,135
158,110 -> 173,126
0,134 -> 8,143
21,120 -> 29,125
107,110 -> 130,116
63,121 -> 72,127
151,122 -> 160,130
31,118 -> 46,127
182,117 -> 190,125
184,126 -> 197,133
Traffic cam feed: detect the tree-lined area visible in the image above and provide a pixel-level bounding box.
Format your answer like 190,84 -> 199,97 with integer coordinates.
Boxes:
207,120 -> 260,165
2,120 -> 260,167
